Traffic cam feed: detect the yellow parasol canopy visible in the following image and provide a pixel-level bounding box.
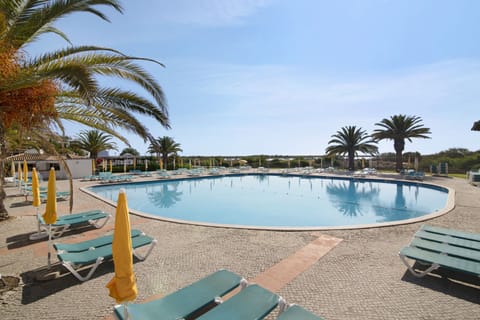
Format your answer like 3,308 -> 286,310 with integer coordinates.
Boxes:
42,168 -> 57,224
106,189 -> 137,303
31,168 -> 41,208
18,162 -> 22,182
23,159 -> 28,184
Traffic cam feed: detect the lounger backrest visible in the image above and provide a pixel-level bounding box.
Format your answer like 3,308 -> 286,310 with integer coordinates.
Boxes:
114,269 -> 243,320
197,284 -> 280,320
57,234 -> 154,264
54,229 -> 143,252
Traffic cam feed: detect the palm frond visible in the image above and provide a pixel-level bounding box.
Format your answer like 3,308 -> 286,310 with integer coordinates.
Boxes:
3,0 -> 123,49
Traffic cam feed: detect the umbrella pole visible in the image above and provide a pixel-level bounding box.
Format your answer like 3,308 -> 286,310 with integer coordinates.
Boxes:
47,224 -> 52,269
29,209 -> 48,240
123,302 -> 129,320
35,207 -> 40,234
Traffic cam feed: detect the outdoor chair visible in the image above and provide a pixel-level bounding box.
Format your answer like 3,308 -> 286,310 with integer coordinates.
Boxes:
438,162 -> 449,176
113,269 -> 325,320
54,229 -> 156,282
113,269 -> 246,320
39,190 -> 71,201
29,210 -> 111,240
54,229 -> 143,253
399,224 -> 480,278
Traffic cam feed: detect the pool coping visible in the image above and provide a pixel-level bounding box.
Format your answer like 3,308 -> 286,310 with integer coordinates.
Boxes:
80,173 -> 456,231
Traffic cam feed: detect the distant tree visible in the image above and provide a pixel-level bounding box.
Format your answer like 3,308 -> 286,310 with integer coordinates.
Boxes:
437,148 -> 472,158
72,130 -> 117,160
372,115 -> 431,171
326,126 -> 378,171
120,147 -> 140,156
148,136 -> 183,169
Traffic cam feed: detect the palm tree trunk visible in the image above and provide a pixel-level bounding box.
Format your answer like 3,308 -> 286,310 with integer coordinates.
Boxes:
162,154 -> 168,170
0,123 -> 9,220
394,139 -> 405,172
348,151 -> 355,171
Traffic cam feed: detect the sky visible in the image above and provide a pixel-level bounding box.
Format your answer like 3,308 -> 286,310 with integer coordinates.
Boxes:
27,0 -> 480,156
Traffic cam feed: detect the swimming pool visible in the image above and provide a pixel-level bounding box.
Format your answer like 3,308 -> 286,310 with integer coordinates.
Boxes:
86,174 -> 451,230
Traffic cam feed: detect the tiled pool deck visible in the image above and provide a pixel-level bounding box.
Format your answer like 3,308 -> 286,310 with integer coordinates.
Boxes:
0,172 -> 479,319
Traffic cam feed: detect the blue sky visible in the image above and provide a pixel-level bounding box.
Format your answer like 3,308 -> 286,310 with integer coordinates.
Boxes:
27,0 -> 480,156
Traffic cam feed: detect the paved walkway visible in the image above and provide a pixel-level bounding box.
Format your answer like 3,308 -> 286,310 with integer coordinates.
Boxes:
0,173 -> 479,319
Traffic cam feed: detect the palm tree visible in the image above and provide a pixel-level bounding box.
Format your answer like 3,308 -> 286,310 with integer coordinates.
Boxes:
71,130 -> 117,160
148,136 -> 183,170
120,147 -> 140,156
326,126 -> 378,171
372,115 -> 431,171
0,0 -> 170,219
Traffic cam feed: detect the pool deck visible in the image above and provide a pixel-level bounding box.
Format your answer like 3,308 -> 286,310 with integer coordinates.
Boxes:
1,171 -> 479,319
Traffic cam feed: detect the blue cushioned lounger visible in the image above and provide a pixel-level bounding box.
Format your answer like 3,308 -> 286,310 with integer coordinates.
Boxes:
399,224 -> 480,278
55,230 -> 156,282
54,229 -> 143,253
30,210 -> 111,240
113,269 -> 244,320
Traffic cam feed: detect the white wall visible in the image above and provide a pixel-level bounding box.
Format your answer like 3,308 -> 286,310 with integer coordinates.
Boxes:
64,159 -> 92,179
36,159 -> 92,180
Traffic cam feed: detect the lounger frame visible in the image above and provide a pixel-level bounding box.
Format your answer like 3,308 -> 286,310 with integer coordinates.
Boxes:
56,231 -> 156,281
399,224 -> 480,278
29,210 -> 111,240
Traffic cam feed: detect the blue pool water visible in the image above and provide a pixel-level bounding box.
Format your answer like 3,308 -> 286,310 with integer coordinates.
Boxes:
88,174 -> 449,228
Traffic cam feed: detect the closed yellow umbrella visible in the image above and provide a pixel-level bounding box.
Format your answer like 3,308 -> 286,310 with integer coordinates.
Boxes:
29,168 -> 46,240
31,168 -> 41,208
17,162 -> 22,190
106,188 -> 137,313
23,159 -> 28,185
43,168 -> 57,268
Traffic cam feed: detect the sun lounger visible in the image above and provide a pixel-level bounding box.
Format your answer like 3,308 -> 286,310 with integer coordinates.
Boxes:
113,269 -> 323,320
29,210 -> 111,240
277,304 -> 324,320
196,284 -> 285,320
113,269 -> 246,320
39,190 -> 71,201
55,230 -> 156,281
399,224 -> 480,278
54,229 -> 143,253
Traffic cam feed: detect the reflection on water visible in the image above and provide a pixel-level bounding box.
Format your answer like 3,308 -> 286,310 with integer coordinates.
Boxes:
147,181 -> 182,208
326,180 -> 380,217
